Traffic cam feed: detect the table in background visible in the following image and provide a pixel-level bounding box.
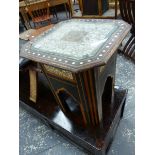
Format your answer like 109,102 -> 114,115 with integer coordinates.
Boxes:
19,0 -> 72,29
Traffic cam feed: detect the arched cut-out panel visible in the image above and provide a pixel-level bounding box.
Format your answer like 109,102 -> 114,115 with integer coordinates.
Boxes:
102,76 -> 113,106
56,88 -> 80,114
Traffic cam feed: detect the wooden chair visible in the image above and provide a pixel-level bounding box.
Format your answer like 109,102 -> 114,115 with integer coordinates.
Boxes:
118,0 -> 135,61
27,1 -> 53,29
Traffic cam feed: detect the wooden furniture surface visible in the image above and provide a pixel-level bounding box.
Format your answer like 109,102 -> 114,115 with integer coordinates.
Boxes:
19,24 -> 54,40
20,70 -> 127,155
82,0 -> 109,15
20,0 -> 69,7
19,29 -> 36,40
19,0 -> 71,29
27,1 -> 52,28
119,0 -> 135,28
20,19 -> 131,72
19,19 -> 130,154
20,6 -> 32,29
119,0 -> 135,60
20,19 -> 130,125
72,0 -> 118,19
29,24 -> 54,38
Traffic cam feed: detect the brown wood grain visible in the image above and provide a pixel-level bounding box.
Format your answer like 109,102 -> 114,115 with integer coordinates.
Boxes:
83,71 -> 95,126
88,69 -> 99,125
29,24 -> 54,39
20,69 -> 128,154
26,1 -> 52,28
19,0 -> 71,29
118,0 -> 135,60
29,69 -> 37,103
19,24 -> 54,40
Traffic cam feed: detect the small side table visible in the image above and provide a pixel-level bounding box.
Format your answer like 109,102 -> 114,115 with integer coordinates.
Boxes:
20,19 -> 130,154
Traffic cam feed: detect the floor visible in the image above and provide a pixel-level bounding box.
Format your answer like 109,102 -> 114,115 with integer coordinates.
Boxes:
19,8 -> 135,155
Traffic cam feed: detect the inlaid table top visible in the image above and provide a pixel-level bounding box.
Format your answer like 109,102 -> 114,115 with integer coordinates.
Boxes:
20,19 -> 131,72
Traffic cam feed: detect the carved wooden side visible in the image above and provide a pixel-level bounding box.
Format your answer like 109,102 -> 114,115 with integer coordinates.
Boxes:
29,69 -> 37,102
94,52 -> 117,123
75,70 -> 99,126
40,64 -> 88,127
40,64 -> 67,113
44,64 -> 75,83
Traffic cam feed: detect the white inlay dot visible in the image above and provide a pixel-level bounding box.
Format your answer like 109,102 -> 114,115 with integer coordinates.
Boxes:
102,50 -> 106,53
53,58 -> 56,60
99,54 -> 103,57
72,62 -> 75,64
65,60 -> 68,63
97,57 -> 100,60
80,62 -> 83,64
43,55 -> 45,57
88,60 -> 91,62
109,42 -> 112,45
32,52 -> 35,55
58,59 -> 62,61
25,49 -> 28,51
106,46 -> 109,48
38,54 -> 40,56
31,36 -> 34,38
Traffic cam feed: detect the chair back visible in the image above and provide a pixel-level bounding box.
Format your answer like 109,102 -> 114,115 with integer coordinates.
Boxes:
27,1 -> 50,23
119,0 -> 135,33
118,0 -> 135,61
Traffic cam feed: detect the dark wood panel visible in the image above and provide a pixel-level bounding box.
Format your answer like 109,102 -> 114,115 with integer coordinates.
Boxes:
19,70 -> 127,155
82,0 -> 109,15
82,0 -> 99,15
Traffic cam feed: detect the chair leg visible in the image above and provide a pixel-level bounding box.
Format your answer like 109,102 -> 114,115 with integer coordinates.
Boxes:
124,37 -> 134,52
53,7 -> 58,21
127,40 -> 135,59
48,19 -> 51,25
122,35 -> 135,61
29,69 -> 37,103
123,34 -> 133,51
64,3 -> 68,19
34,22 -> 36,29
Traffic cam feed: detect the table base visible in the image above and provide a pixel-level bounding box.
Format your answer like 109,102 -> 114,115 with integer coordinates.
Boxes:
19,71 -> 127,155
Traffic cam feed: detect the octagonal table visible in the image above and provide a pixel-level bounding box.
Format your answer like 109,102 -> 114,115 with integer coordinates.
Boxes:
20,19 -> 130,155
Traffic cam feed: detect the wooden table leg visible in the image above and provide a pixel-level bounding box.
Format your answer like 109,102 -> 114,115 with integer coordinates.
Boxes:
64,3 -> 69,18
29,69 -> 37,103
68,0 -> 74,17
115,0 -> 118,19
20,7 -> 31,30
